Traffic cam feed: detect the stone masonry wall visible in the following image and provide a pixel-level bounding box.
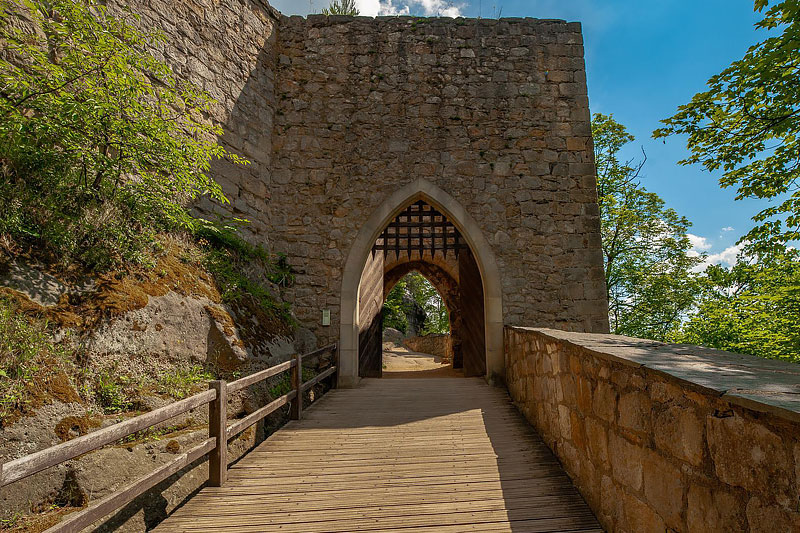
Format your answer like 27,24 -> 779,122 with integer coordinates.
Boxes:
110,1 -> 610,359
272,14 -> 609,344
505,327 -> 800,533
403,334 -> 455,363
108,0 -> 281,241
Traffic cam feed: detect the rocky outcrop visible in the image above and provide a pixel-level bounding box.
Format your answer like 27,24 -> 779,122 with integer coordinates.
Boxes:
0,251 -> 314,530
86,292 -> 250,372
382,328 -> 405,345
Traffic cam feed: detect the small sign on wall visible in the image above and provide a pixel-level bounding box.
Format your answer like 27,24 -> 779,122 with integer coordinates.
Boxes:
322,309 -> 331,326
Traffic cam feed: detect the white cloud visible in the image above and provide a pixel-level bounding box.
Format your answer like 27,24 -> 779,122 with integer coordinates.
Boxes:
721,226 -> 734,232
691,242 -> 745,272
356,0 -> 463,16
687,233 -> 712,253
355,0 -> 382,16
705,243 -> 744,268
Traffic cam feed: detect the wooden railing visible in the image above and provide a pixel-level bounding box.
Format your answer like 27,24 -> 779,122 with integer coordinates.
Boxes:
0,344 -> 338,533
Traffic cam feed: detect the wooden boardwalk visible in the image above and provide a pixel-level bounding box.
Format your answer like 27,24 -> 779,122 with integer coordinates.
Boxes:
155,378 -> 602,533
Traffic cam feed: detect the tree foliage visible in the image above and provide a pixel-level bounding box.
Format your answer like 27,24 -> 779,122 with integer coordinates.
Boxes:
594,114 -> 703,340
0,0 -> 245,268
677,249 -> 800,363
322,0 -> 360,16
383,272 -> 449,336
654,0 -> 800,253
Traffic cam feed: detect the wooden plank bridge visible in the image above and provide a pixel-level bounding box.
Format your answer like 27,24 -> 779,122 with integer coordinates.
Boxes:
155,378 -> 601,533
1,346 -> 601,532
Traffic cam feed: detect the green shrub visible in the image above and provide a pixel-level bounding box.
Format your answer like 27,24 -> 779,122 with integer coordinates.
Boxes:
92,371 -> 132,414
0,0 -> 246,270
195,223 -> 295,322
0,297 -> 73,424
267,367 -> 315,399
157,364 -> 214,400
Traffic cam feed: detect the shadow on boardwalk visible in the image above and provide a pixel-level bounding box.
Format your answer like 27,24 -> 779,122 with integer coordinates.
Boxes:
153,378 -> 602,532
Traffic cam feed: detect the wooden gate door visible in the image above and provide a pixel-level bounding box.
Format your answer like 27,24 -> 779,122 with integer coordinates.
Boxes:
459,249 -> 486,377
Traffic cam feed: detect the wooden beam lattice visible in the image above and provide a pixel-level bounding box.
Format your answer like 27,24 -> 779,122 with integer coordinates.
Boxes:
372,200 -> 466,258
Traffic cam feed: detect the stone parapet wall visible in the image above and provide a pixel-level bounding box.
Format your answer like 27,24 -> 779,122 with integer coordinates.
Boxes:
403,334 -> 454,363
504,327 -> 800,533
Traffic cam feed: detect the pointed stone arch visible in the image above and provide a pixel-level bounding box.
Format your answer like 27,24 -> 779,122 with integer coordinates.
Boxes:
338,178 -> 504,387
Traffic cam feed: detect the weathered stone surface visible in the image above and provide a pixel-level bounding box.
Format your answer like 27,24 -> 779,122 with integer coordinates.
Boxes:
622,491 -> 665,533
609,433 -> 643,492
642,450 -> 683,529
746,496 -> 800,533
618,391 -> 650,434
382,327 -> 405,344
687,484 -> 747,533
653,405 -> 705,467
87,292 -> 248,370
592,381 -> 617,423
403,334 -> 454,362
0,260 -> 93,306
707,413 -> 792,496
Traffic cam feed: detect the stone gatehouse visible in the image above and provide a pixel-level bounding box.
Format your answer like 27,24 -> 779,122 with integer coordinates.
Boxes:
117,0 -> 609,385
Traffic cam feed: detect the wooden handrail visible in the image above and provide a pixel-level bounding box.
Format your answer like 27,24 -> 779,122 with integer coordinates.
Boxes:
1,343 -> 339,532
43,438 -> 216,533
299,343 -> 338,364
301,365 -> 338,393
227,359 -> 296,393
226,390 -> 297,439
0,389 -> 216,487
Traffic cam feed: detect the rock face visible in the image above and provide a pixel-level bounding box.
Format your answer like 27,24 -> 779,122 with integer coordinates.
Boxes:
505,327 -> 800,533
0,255 -> 308,530
87,292 -> 250,372
0,260 -> 94,307
382,328 -> 405,345
109,0 -> 610,352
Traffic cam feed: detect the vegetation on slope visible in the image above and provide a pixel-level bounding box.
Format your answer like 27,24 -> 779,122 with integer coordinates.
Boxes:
0,0 -> 297,428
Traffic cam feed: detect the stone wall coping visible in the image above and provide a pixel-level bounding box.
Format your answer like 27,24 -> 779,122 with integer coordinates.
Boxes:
508,327 -> 800,423
281,13 -> 577,28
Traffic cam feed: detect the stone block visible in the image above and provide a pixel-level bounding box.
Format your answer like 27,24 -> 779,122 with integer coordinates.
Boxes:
746,496 -> 800,533
642,450 -> 684,529
592,381 -> 616,423
609,433 -> 643,491
618,391 -> 651,434
622,491 -> 665,533
575,375 -> 593,414
687,483 -> 747,533
653,405 -> 705,467
707,413 -> 792,497
600,474 -> 624,529
585,417 -> 608,465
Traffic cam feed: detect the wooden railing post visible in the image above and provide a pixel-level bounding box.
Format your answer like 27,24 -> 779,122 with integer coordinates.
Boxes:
208,380 -> 227,487
290,353 -> 303,421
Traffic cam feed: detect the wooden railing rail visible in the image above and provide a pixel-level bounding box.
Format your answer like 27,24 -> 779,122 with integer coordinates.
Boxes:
0,389 -> 217,487
0,343 -> 338,533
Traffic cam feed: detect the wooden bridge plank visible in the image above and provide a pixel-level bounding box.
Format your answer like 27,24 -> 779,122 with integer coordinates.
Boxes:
154,378 -> 600,532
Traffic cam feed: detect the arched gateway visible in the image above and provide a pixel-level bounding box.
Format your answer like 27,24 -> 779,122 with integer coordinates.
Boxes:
172,12 -> 610,384
338,179 -> 505,387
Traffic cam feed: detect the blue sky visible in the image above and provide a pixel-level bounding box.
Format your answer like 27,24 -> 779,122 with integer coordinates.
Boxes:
270,0 -> 771,266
